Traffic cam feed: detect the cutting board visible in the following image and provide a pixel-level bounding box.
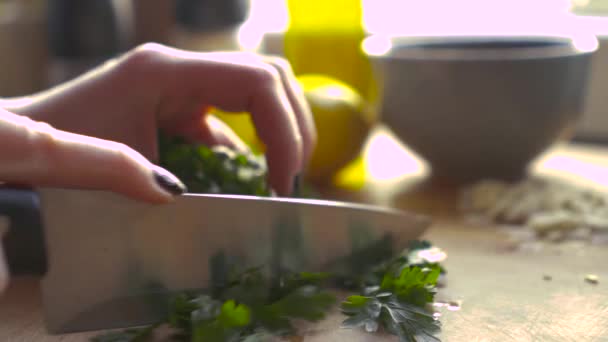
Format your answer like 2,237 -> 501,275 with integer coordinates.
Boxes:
2,217 -> 607,341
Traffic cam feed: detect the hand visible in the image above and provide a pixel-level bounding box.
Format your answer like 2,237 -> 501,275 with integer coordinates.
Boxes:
2,43 -> 316,202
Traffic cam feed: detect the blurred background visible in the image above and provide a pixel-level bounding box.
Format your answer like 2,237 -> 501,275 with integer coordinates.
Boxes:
1,0 -> 608,189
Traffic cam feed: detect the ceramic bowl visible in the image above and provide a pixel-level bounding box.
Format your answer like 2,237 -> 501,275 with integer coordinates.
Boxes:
363,33 -> 598,183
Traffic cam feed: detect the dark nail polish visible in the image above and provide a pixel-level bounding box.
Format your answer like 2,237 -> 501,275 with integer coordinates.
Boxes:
154,171 -> 187,195
292,174 -> 301,198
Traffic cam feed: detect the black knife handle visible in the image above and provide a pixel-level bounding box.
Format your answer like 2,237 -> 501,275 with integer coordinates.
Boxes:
0,186 -> 47,276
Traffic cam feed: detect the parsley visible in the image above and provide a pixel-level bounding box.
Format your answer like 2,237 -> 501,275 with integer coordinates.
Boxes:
108,267 -> 335,342
158,133 -> 271,196
191,298 -> 251,341
91,142 -> 448,342
341,293 -> 440,342
209,257 -> 336,336
380,265 -> 441,307
327,229 -> 394,290
340,243 -> 444,342
92,244 -> 445,342
165,294 -> 252,341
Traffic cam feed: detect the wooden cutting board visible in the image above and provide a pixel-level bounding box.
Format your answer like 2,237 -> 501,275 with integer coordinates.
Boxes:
2,217 -> 607,342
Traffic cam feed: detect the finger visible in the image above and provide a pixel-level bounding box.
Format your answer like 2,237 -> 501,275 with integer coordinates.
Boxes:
166,109 -> 250,153
263,56 -> 317,166
0,109 -> 186,204
193,115 -> 251,153
126,45 -> 303,195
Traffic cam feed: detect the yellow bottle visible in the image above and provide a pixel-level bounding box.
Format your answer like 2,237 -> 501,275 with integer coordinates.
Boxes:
284,0 -> 375,101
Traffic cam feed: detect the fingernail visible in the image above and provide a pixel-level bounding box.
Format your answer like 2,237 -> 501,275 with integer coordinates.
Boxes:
153,167 -> 187,195
292,174 -> 301,197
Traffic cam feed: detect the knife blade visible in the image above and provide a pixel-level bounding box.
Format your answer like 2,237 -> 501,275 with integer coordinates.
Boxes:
1,187 -> 430,334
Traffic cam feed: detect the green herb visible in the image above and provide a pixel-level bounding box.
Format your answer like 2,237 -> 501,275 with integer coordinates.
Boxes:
108,257 -> 336,341
380,265 -> 440,307
211,260 -> 336,336
168,293 -> 200,334
328,228 -> 394,290
341,293 -> 440,342
91,142 -> 448,342
191,298 -> 251,341
339,243 -> 444,342
158,133 -> 271,196
164,294 -> 251,341
92,243 -> 445,342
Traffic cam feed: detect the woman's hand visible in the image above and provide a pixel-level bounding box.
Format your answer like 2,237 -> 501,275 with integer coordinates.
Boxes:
0,107 -> 187,201
0,44 -> 315,295
2,43 -> 316,201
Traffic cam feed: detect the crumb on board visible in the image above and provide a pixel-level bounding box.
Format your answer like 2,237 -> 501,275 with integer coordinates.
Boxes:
585,274 -> 599,285
462,178 -> 608,244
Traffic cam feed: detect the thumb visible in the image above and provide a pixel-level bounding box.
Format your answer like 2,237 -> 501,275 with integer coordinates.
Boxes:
0,109 -> 185,203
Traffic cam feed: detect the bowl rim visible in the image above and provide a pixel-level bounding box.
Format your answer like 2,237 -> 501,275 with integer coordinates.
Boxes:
362,33 -> 599,61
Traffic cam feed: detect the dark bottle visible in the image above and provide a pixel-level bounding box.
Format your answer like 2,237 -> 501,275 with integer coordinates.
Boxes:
47,0 -> 133,85
172,0 -> 250,51
175,0 -> 249,33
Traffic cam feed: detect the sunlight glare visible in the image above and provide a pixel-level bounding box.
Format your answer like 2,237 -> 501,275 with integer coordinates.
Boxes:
364,127 -> 427,183
362,35 -> 392,56
0,97 -> 34,109
243,0 -> 289,34
324,86 -> 347,99
534,149 -> 608,190
572,31 -> 599,52
237,22 -> 264,51
238,0 -> 288,51
575,15 -> 608,36
362,0 -> 576,36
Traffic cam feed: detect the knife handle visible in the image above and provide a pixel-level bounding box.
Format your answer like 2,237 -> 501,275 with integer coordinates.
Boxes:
0,186 -> 48,276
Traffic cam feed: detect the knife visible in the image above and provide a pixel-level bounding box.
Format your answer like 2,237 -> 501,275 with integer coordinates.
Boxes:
0,186 -> 430,334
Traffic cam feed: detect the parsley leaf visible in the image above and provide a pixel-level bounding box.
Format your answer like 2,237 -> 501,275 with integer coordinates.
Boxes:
168,293 -> 200,333
380,265 -> 441,307
215,267 -> 336,336
328,230 -> 394,290
158,133 -> 271,196
252,284 -> 335,335
340,241 -> 444,341
269,285 -> 336,322
191,299 -> 251,342
341,292 -> 441,342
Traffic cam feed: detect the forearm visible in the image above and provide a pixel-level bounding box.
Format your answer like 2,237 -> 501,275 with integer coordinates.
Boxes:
0,54 -> 127,124
0,82 -> 73,115
0,83 -> 79,122
0,59 -> 134,135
